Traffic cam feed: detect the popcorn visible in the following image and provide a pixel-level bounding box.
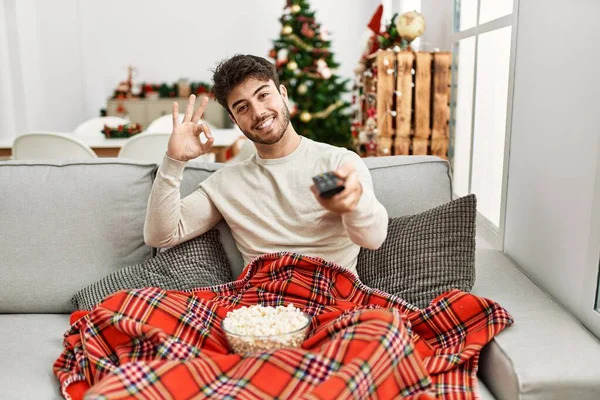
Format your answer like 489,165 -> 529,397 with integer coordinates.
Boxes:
222,304 -> 310,355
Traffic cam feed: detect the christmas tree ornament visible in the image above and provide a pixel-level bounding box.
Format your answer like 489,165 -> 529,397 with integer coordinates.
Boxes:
282,25 -> 293,35
298,84 -> 308,94
277,48 -> 289,62
300,111 -> 312,122
301,23 -> 315,39
290,4 -> 301,13
287,60 -> 298,70
395,11 -> 426,43
316,59 -> 332,79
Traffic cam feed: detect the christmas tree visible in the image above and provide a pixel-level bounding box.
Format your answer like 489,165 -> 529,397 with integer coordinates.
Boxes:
269,0 -> 351,148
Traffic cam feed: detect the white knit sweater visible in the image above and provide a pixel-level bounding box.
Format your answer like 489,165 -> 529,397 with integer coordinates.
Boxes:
144,137 -> 388,274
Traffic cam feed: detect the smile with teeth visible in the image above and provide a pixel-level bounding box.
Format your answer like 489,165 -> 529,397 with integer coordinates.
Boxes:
255,117 -> 275,131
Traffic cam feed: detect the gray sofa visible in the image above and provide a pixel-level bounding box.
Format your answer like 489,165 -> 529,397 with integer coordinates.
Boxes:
1,156 -> 600,400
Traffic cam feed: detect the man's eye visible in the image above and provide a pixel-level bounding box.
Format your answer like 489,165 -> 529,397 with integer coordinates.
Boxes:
238,105 -> 247,113
259,92 -> 269,99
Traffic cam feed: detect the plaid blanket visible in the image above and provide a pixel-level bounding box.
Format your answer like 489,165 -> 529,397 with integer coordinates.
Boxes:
54,252 -> 513,399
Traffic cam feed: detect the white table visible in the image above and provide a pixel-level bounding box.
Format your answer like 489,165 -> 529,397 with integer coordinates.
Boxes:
0,129 -> 244,161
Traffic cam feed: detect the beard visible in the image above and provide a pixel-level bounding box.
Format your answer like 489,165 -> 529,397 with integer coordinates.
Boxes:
241,103 -> 291,145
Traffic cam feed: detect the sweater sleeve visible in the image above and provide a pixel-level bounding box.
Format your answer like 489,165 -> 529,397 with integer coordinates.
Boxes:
338,151 -> 389,250
143,154 -> 223,248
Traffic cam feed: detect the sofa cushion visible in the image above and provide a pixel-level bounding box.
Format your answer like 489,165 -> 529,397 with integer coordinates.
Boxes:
362,155 -> 452,218
71,229 -> 233,310
0,313 -> 493,399
0,314 -> 69,399
357,195 -> 476,308
473,249 -> 600,400
0,159 -> 155,313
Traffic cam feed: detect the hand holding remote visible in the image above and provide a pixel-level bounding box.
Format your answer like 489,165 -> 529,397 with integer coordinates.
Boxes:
312,172 -> 345,198
310,162 -> 362,214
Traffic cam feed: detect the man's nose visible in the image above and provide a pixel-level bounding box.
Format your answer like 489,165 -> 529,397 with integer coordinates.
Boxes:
252,103 -> 268,120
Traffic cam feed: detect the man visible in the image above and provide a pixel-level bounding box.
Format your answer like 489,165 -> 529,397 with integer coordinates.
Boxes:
144,54 -> 388,274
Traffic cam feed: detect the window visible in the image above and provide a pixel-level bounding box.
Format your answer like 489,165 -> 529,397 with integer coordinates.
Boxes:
450,0 -> 518,249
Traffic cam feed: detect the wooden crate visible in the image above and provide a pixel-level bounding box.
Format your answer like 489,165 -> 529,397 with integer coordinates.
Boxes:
356,49 -> 452,159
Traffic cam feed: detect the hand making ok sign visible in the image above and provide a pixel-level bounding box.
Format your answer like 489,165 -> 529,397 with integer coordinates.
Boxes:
166,95 -> 214,162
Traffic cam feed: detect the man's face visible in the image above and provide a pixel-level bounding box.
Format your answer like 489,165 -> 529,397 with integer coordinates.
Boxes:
228,78 -> 291,145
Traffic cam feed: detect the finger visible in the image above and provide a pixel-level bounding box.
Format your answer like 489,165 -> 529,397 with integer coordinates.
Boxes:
198,123 -> 213,140
198,124 -> 214,150
328,173 -> 356,201
183,94 -> 196,123
310,184 -> 318,196
310,185 -> 327,206
333,162 -> 355,180
201,137 -> 214,153
192,124 -> 202,137
344,172 -> 360,192
329,188 -> 349,202
172,102 -> 179,128
191,96 -> 209,124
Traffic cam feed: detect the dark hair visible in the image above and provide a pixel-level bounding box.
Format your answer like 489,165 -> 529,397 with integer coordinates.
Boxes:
211,54 -> 280,113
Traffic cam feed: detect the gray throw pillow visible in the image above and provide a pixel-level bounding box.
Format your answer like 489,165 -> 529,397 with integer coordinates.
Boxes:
356,194 -> 476,309
71,229 -> 233,310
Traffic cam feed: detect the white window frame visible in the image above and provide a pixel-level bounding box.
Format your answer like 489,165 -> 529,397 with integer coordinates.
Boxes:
449,0 -> 520,251
580,134 -> 600,336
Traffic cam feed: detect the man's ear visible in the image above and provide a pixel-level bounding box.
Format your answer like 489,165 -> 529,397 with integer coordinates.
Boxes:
279,84 -> 289,106
279,84 -> 289,98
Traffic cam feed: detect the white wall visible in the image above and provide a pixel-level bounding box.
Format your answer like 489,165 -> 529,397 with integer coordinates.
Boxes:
504,0 -> 600,325
420,0 -> 452,51
0,0 -> 380,139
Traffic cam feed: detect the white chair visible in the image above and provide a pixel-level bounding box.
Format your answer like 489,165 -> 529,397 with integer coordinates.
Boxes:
146,113 -> 215,134
118,133 -> 215,164
73,116 -> 130,138
12,132 -> 98,160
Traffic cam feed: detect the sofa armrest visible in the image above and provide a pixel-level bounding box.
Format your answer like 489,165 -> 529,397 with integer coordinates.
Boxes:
473,249 -> 600,400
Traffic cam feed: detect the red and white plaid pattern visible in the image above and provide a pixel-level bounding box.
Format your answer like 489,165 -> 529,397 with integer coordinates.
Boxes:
54,252 -> 513,399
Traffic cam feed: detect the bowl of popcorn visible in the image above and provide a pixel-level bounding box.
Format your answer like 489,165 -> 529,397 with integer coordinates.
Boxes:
222,304 -> 311,356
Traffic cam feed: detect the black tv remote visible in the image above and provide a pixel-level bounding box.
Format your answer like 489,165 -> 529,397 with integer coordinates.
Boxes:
312,172 -> 345,198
